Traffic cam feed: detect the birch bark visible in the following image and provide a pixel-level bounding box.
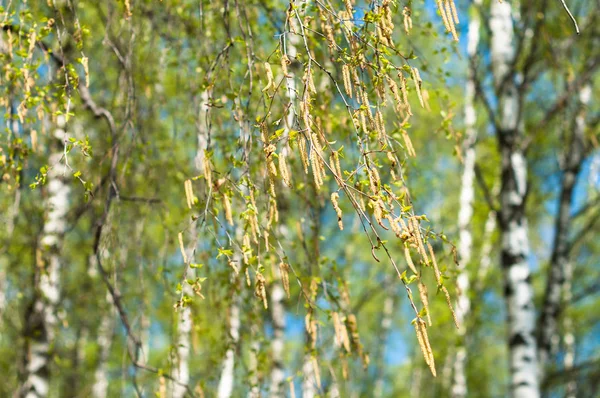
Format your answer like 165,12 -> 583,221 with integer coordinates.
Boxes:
562,259 -> 576,398
562,125 -> 600,397
217,227 -> 243,398
538,84 -> 590,374
91,292 -> 114,398
269,276 -> 286,397
173,90 -> 209,398
373,295 -> 394,398
173,240 -> 195,398
301,352 -> 317,398
451,2 -> 481,396
217,302 -> 241,398
22,116 -> 70,398
90,247 -> 115,398
475,207 -> 498,294
247,323 -> 261,398
490,1 -> 540,396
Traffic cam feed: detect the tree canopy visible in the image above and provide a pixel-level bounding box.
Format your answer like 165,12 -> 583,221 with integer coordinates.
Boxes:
0,1 -> 599,397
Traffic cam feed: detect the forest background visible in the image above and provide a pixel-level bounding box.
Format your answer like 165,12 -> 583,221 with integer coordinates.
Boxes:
0,0 -> 599,397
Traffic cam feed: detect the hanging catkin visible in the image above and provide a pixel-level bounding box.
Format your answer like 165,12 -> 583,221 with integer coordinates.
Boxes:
331,192 -> 344,230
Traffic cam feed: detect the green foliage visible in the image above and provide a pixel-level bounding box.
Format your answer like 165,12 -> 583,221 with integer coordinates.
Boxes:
0,0 -> 598,397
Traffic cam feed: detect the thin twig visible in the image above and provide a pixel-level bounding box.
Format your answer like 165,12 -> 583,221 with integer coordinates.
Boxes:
559,0 -> 580,34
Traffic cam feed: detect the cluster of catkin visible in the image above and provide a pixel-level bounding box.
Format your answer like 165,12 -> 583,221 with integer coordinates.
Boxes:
260,123 -> 278,198
376,0 -> 395,47
246,0 -> 461,378
330,283 -> 369,371
437,0 -> 460,41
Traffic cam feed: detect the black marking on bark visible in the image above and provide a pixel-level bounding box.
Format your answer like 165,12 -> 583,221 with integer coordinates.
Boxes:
501,252 -> 526,269
515,381 -> 531,388
522,302 -> 533,311
509,332 -> 527,348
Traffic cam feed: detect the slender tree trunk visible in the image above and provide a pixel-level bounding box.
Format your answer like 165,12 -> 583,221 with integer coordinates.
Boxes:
303,192 -> 321,398
216,171 -> 244,398
490,2 -> 540,396
269,275 -> 286,398
451,2 -> 481,395
562,259 -> 576,398
173,257 -> 194,398
248,323 -> 261,398
266,0 -> 305,383
217,302 -> 241,398
173,307 -> 192,397
301,352 -> 317,398
90,249 -> 115,398
90,203 -> 122,398
139,313 -> 151,360
538,84 -> 590,375
21,116 -> 70,398
475,206 -> 498,294
373,295 -> 394,398
194,91 -> 210,173
562,127 -> 600,397
173,304 -> 192,396
92,292 -> 114,398
174,89 -> 209,398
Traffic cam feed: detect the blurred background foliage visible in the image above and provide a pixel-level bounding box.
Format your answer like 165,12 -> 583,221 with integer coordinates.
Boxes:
0,0 -> 599,397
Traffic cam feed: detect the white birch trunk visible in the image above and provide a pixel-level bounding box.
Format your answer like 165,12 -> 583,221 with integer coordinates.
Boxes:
301,353 -> 317,398
22,116 -> 70,398
173,251 -> 195,398
562,259 -> 576,398
173,302 -> 192,397
538,84 -> 590,374
194,91 -> 210,172
282,0 -> 309,154
173,85 -> 210,398
451,2 -> 481,396
373,296 -> 394,398
563,124 -> 599,396
490,2 -> 540,396
173,87 -> 210,398
140,313 -> 151,363
269,281 -> 286,398
89,206 -> 121,398
92,291 -> 115,398
247,324 -> 261,398
475,207 -> 498,293
173,299 -> 192,398
217,302 -> 241,398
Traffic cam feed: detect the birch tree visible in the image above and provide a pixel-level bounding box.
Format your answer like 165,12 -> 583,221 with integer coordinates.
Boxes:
3,1 -> 599,397
538,84 -> 591,373
451,1 -> 482,396
22,116 -> 70,397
